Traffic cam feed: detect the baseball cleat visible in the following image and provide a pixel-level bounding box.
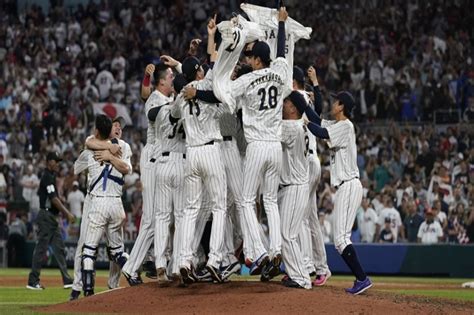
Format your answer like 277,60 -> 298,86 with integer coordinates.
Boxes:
282,278 -> 304,289
84,290 -> 94,297
143,261 -> 157,279
69,289 -> 81,301
220,261 -> 241,281
194,268 -> 213,283
26,283 -> 45,290
156,268 -> 171,287
260,254 -> 281,282
312,271 -> 332,287
122,271 -> 143,286
206,265 -> 223,283
250,254 -> 269,276
179,266 -> 197,285
345,277 -> 372,295
63,282 -> 73,289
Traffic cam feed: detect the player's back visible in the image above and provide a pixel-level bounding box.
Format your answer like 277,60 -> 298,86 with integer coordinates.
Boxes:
232,58 -> 291,142
280,119 -> 309,186
173,80 -> 223,147
154,105 -> 186,154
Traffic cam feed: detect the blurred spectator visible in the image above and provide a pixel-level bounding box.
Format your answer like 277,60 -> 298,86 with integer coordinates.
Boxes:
357,197 -> 378,243
379,217 -> 396,243
403,199 -> 424,242
417,210 -> 444,244
376,196 -> 404,242
66,181 -> 84,221
20,164 -> 40,215
0,212 -> 8,240
7,212 -> 28,267
318,210 -> 332,243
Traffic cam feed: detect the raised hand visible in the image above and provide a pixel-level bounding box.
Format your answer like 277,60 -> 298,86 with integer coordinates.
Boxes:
161,55 -> 179,68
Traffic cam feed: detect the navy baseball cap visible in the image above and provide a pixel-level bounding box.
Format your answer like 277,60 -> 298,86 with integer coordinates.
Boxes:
243,41 -> 271,64
293,66 -> 305,85
182,56 -> 201,82
173,73 -> 188,94
47,151 -> 62,162
331,91 -> 355,113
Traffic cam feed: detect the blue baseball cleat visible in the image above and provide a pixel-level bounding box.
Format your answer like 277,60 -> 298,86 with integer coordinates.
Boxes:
345,277 -> 373,295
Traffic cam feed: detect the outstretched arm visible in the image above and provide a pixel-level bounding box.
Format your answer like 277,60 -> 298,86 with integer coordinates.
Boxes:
183,86 -> 220,103
308,66 -> 322,115
140,64 -> 155,101
276,7 -> 288,58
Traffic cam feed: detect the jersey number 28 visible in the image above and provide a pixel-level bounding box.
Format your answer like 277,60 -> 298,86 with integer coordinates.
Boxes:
258,86 -> 278,111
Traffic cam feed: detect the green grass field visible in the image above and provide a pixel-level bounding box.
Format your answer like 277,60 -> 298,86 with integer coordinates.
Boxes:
1,268 -> 473,314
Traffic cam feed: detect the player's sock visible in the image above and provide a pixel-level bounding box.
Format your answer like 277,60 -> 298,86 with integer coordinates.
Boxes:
341,245 -> 367,281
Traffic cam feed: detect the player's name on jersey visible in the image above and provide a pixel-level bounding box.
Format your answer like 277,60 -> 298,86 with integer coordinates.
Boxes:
264,29 -> 292,41
249,73 -> 284,88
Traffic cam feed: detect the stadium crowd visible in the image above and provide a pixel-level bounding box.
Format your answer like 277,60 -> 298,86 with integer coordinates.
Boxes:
0,0 -> 473,266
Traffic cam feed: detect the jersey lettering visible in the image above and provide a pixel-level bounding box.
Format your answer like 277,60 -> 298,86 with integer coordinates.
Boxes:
225,31 -> 241,52
188,99 -> 201,116
258,86 -> 278,111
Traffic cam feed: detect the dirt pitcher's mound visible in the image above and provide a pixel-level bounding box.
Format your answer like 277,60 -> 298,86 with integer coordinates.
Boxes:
38,281 -> 473,314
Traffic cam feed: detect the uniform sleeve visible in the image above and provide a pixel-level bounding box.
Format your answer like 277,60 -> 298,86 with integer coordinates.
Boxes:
417,223 -> 424,239
281,121 -> 297,146
230,74 -> 249,99
171,96 -> 182,119
45,176 -> 58,199
74,150 -> 90,175
325,120 -> 351,148
321,119 -> 336,128
121,141 -> 133,175
271,57 -> 290,85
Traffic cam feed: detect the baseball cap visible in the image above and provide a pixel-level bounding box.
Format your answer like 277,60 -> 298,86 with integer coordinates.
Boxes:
47,151 -> 62,162
173,73 -> 188,94
293,66 -> 305,85
112,116 -> 126,126
243,41 -> 271,64
182,56 -> 201,82
330,91 -> 356,113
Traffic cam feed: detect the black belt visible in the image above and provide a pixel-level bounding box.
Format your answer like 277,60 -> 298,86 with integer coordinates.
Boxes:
205,140 -> 215,145
309,149 -> 314,154
162,151 -> 186,159
223,136 -> 232,141
335,177 -> 359,189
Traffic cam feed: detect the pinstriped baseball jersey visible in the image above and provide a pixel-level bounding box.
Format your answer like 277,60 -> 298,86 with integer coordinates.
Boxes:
172,75 -> 225,147
298,90 -> 317,154
219,113 -> 241,137
230,57 -> 291,142
87,139 -> 132,197
213,16 -> 265,112
281,119 -> 309,186
154,105 -> 186,154
321,119 -> 359,187
145,90 -> 174,145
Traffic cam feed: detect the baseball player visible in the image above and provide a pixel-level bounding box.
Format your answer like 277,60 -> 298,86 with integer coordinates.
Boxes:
212,7 -> 291,276
172,56 -> 227,284
69,117 -> 127,300
293,66 -> 331,286
146,65 -> 187,286
122,63 -> 175,284
81,115 -> 132,296
298,91 -> 372,295
275,91 -> 311,289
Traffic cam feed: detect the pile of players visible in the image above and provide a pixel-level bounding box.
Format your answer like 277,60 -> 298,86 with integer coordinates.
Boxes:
70,4 -> 372,299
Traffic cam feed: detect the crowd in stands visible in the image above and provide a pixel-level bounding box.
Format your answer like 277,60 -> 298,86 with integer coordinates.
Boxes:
0,0 -> 472,261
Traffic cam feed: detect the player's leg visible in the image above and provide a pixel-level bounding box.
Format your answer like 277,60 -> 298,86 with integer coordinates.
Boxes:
333,180 -> 370,294
170,158 -> 186,277
105,199 -> 128,269
261,142 -> 283,261
279,185 -> 311,289
309,192 -> 331,284
179,146 -> 204,283
154,158 -> 174,285
202,144 -> 227,281
105,225 -> 126,289
241,142 -> 268,266
71,195 -> 91,295
27,210 -> 54,288
122,158 -> 156,279
49,220 -> 73,286
82,198 -> 107,295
